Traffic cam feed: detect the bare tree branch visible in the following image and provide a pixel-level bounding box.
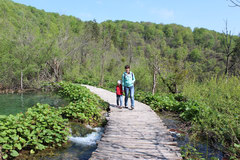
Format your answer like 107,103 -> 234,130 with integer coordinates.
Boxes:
227,0 -> 240,7
222,20 -> 234,76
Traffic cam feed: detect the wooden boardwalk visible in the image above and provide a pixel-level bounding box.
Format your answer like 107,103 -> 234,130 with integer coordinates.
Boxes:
84,85 -> 182,160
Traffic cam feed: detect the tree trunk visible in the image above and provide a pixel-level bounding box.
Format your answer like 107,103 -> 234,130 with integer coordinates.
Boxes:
53,58 -> 61,82
20,70 -> 23,90
173,82 -> 178,94
225,55 -> 229,76
157,69 -> 176,94
99,53 -> 105,86
129,43 -> 133,65
223,21 -> 233,77
152,69 -> 157,95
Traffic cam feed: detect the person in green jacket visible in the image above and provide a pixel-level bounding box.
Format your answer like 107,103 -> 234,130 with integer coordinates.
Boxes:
122,65 -> 135,110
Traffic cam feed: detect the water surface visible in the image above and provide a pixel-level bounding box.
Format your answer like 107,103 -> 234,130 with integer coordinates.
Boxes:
21,123 -> 104,160
0,92 -> 68,115
159,112 -> 225,160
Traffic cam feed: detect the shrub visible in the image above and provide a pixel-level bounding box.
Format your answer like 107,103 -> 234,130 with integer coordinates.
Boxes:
0,81 -> 108,159
135,91 -> 202,121
56,82 -> 108,123
59,101 -> 101,123
0,104 -> 69,159
74,78 -> 99,86
182,76 -> 240,157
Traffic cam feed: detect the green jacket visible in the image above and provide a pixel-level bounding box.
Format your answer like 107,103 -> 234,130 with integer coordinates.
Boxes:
122,71 -> 135,90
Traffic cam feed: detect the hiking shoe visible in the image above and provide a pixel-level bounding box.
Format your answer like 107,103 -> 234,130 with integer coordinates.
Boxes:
130,106 -> 134,110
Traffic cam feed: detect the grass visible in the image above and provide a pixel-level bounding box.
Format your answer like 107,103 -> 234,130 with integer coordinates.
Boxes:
182,76 -> 240,158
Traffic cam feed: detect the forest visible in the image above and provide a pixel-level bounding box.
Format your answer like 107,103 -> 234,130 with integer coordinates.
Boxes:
1,0 -> 240,159
0,0 -> 240,93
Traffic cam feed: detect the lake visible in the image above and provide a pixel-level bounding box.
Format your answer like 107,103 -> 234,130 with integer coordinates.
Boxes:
0,92 -> 68,115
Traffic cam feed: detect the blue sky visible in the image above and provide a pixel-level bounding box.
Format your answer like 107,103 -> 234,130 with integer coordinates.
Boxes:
13,0 -> 240,34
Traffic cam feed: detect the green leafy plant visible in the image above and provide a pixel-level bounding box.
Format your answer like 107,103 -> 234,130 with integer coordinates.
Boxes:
59,101 -> 101,123
56,82 -> 108,123
182,76 -> 240,158
0,81 -> 108,159
135,91 -> 203,121
0,103 -> 69,159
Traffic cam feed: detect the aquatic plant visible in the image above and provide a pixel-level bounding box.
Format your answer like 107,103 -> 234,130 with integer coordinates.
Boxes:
0,104 -> 69,159
56,82 -> 108,123
0,82 -> 108,159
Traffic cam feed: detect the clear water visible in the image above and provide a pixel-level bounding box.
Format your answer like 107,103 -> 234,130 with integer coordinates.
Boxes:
0,93 -> 103,160
52,127 -> 104,160
27,124 -> 104,160
159,112 -> 225,160
0,92 -> 68,115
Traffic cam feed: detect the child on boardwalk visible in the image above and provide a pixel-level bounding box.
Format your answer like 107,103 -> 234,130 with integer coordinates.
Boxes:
116,80 -> 123,109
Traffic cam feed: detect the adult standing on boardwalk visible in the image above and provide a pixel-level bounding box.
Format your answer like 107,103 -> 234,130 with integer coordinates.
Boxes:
122,65 -> 135,110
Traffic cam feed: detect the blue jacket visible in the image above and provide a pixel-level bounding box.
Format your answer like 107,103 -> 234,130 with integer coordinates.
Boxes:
122,71 -> 135,90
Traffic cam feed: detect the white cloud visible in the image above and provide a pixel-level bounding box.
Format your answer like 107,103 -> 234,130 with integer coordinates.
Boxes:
150,8 -> 174,20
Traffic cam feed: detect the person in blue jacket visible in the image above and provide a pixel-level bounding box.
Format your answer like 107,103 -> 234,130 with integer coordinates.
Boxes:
122,65 -> 135,110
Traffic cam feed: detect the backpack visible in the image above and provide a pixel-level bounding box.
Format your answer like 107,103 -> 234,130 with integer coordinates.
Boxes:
124,72 -> 134,81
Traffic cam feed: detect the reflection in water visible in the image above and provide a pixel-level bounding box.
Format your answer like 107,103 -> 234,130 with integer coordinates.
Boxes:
21,93 -> 24,108
0,92 -> 68,115
1,93 -> 104,160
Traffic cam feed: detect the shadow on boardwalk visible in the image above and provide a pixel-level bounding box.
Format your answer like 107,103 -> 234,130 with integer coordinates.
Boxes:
83,85 -> 182,160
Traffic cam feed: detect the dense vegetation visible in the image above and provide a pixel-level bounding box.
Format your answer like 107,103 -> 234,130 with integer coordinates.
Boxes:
0,104 -> 69,159
0,0 -> 240,93
1,0 -> 240,159
80,76 -> 240,158
0,82 -> 108,159
135,92 -> 201,121
182,77 -> 240,158
56,82 -> 108,123
78,77 -> 240,157
134,76 -> 240,158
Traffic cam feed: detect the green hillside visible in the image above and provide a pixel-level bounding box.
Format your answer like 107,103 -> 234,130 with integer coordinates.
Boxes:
1,0 -> 240,158
0,0 -> 239,93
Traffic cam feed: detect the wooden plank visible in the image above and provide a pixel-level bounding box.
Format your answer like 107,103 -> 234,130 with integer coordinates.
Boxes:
84,85 -> 182,160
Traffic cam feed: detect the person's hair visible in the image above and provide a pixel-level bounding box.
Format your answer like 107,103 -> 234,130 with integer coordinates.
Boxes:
125,65 -> 130,69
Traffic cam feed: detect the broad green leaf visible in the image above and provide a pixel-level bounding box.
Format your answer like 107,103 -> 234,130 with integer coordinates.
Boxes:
2,144 -> 12,150
10,150 -> 19,157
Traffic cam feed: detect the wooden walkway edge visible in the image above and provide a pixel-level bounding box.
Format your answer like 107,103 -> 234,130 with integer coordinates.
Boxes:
84,85 -> 182,160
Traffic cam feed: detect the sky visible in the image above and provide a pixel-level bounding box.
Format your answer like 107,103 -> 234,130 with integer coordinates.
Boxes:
12,0 -> 240,34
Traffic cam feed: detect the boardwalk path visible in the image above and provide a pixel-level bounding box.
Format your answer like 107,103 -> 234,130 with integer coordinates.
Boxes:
84,85 -> 182,160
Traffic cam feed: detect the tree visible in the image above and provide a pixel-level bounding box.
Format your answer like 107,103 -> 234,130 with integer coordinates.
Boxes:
228,0 -> 240,7
230,37 -> 240,75
222,21 -> 235,76
13,24 -> 37,90
1,0 -> 238,92
145,44 -> 161,94
45,24 -> 90,82
193,28 -> 215,49
188,48 -> 203,62
99,24 -> 112,86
